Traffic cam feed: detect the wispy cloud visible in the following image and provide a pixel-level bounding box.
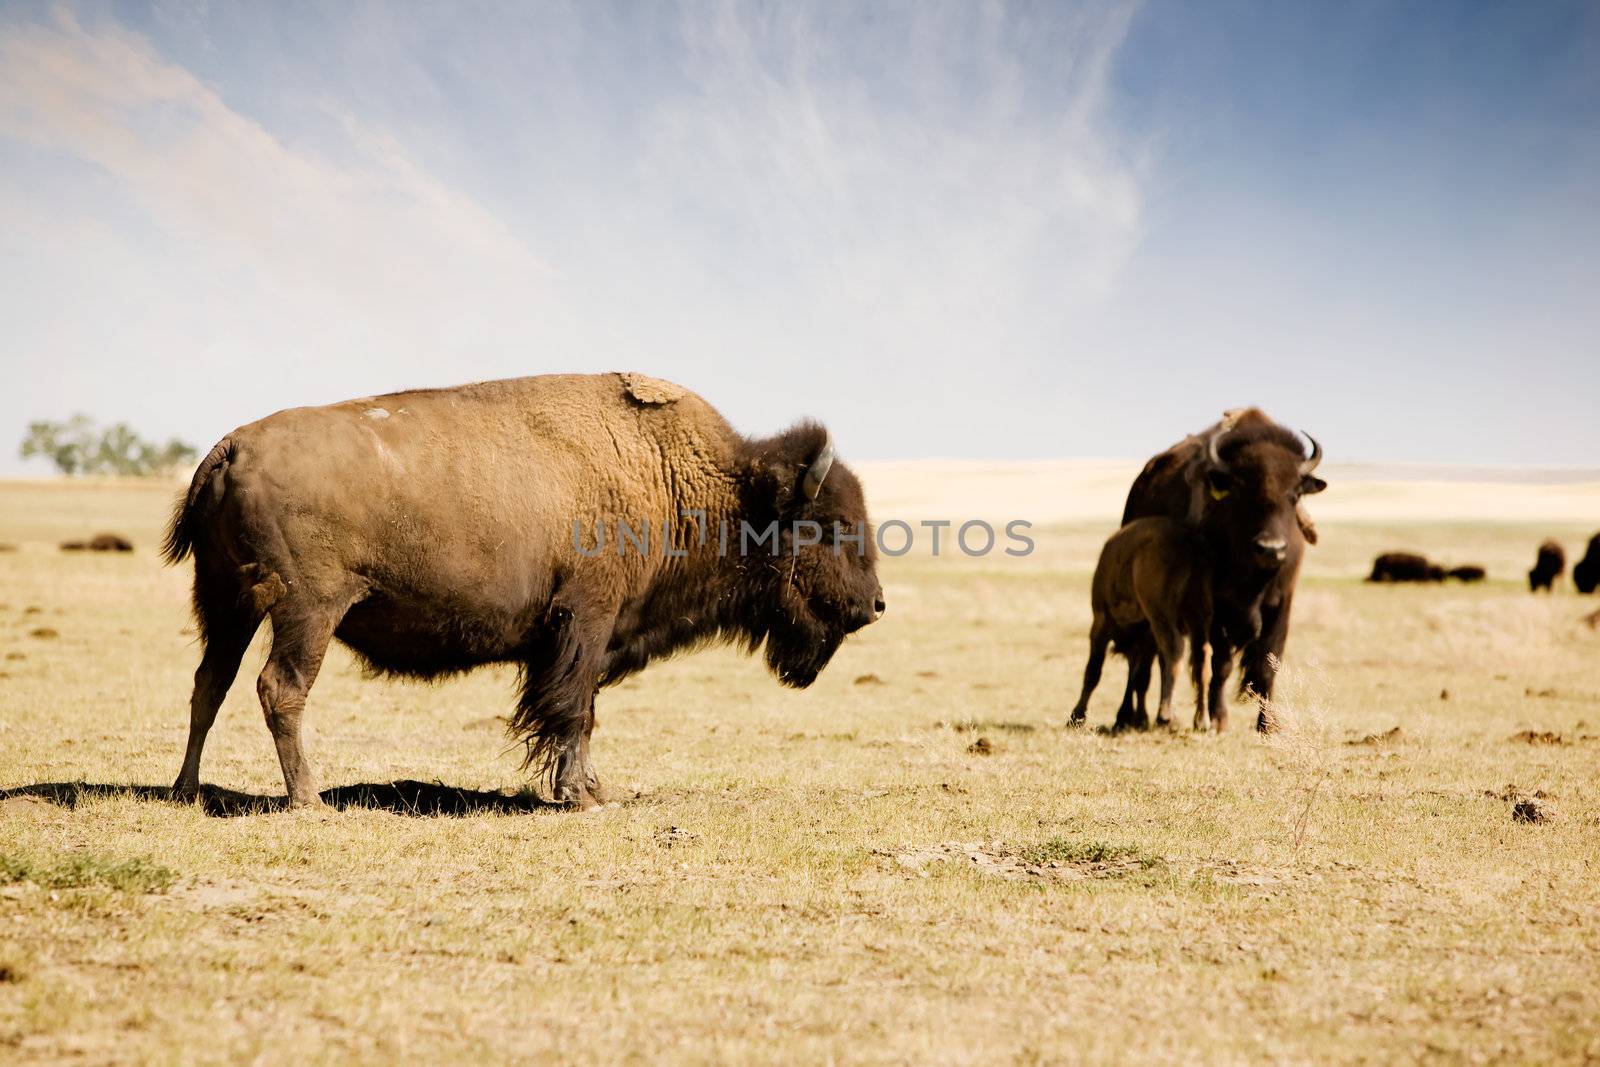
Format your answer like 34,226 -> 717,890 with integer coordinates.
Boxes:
0,2 -> 1145,467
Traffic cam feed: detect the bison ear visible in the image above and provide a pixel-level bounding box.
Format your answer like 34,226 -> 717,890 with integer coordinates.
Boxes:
1301,475 -> 1327,496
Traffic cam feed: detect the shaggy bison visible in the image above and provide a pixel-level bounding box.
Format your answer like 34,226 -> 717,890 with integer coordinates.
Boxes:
1070,518 -> 1210,732
1121,409 -> 1325,731
1529,540 -> 1565,593
1573,533 -> 1600,595
1368,553 -> 1445,583
164,373 -> 884,809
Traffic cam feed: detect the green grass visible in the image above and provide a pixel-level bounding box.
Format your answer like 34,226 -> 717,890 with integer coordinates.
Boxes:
0,853 -> 175,894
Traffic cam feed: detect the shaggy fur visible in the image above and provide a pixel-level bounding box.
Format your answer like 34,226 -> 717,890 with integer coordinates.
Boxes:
163,373 -> 883,809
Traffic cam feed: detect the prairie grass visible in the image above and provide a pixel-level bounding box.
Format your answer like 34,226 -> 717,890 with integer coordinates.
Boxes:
1,476 -> 1598,1064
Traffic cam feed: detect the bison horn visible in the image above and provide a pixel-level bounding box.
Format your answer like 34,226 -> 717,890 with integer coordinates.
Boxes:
1299,432 -> 1322,476
803,434 -> 835,500
1205,426 -> 1230,473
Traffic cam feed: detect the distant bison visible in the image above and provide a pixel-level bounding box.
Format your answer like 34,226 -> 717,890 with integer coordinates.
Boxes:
1573,533 -> 1600,595
1447,565 -> 1486,583
1368,552 -> 1444,584
60,533 -> 134,553
163,373 -> 884,809
1070,518 -> 1211,732
1529,540 -> 1565,593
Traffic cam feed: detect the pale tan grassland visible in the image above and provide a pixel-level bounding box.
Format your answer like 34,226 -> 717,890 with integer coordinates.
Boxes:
2,470 -> 1599,1065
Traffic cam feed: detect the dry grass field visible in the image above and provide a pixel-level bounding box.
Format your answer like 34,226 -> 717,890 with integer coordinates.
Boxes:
3,468 -> 1599,1064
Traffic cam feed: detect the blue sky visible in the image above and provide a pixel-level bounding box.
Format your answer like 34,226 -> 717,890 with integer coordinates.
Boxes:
2,0 -> 1596,474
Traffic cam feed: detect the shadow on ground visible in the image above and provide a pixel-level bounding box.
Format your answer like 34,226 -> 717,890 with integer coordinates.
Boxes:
0,780 -> 560,817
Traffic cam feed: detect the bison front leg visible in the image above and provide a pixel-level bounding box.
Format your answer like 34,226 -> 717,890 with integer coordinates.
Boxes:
1207,633 -> 1235,733
516,606 -> 608,811
553,697 -> 607,810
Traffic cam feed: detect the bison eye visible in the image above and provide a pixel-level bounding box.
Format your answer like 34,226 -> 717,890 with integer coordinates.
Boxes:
1206,471 -> 1232,500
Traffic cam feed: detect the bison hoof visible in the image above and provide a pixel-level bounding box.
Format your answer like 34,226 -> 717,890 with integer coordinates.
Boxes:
170,780 -> 200,803
554,782 -> 607,811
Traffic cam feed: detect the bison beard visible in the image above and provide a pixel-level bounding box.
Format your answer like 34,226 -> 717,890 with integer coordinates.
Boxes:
162,374 -> 882,810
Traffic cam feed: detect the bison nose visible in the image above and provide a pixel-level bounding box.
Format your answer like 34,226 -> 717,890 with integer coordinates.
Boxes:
873,595 -> 886,620
1253,535 -> 1288,564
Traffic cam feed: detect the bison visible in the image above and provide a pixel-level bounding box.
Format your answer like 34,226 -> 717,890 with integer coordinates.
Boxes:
60,532 -> 134,552
1529,540 -> 1565,593
1447,564 -> 1487,583
1368,552 -> 1445,583
163,373 -> 885,810
1070,518 -> 1211,732
1573,533 -> 1600,595
1121,409 -> 1325,731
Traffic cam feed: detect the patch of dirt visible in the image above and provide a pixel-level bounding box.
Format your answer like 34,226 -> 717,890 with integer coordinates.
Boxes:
853,673 -> 885,686
915,670 -> 939,678
1191,859 -> 1290,888
0,543 -> 16,552
5,652 -> 24,661
1512,797 -> 1557,824
0,795 -> 55,819
1508,730 -> 1565,745
462,715 -> 508,732
876,841 -> 1157,882
28,627 -> 58,639
1525,687 -> 1558,699
966,737 -> 994,756
1486,783 -> 1559,823
1346,726 -> 1403,746
654,826 -> 699,849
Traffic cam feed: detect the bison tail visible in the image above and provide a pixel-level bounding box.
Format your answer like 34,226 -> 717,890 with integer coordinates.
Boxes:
510,605 -> 592,786
161,438 -> 233,566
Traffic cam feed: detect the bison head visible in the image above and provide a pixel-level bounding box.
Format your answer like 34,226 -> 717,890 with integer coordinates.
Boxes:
740,422 -> 884,688
1190,421 -> 1325,573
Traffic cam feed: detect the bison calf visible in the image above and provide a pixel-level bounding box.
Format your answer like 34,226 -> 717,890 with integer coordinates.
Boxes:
1573,533 -> 1600,595
1071,518 -> 1211,732
1529,540 -> 1565,593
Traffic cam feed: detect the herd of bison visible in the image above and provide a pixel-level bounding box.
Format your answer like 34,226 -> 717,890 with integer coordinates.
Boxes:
31,377 -> 1600,803
1367,534 -> 1600,592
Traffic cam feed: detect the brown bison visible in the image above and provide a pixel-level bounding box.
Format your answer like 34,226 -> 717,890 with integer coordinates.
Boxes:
1573,533 -> 1600,595
1070,518 -> 1211,731
163,373 -> 884,809
1121,409 -> 1325,731
1368,552 -> 1445,583
1529,540 -> 1565,593
60,532 -> 134,552
1447,565 -> 1486,583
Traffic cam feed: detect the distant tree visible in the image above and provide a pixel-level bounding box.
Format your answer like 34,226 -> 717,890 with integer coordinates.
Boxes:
19,416 -> 197,477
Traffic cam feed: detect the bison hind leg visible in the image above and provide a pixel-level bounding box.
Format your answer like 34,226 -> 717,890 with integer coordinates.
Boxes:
173,569 -> 267,800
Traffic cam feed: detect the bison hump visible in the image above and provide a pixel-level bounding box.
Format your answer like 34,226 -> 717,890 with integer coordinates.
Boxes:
619,372 -> 687,406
